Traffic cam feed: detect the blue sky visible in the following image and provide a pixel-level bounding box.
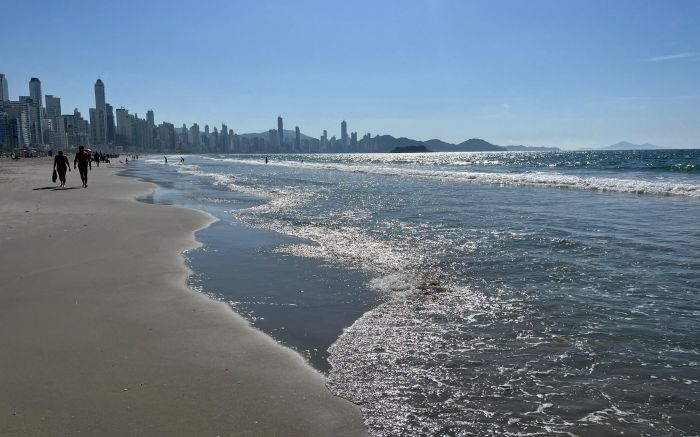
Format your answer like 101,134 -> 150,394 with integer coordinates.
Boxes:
2,0 -> 699,148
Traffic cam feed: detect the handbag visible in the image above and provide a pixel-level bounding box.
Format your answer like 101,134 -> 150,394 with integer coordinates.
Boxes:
52,169 -> 57,183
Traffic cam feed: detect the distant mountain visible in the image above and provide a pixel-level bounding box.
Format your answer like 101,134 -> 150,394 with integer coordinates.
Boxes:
505,145 -> 561,152
423,139 -> 455,151
603,141 -> 667,150
371,136 -> 505,152
390,145 -> 432,153
456,138 -> 506,151
371,135 -> 425,152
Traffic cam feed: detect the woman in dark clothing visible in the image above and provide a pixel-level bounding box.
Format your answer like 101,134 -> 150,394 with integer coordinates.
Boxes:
53,150 -> 71,187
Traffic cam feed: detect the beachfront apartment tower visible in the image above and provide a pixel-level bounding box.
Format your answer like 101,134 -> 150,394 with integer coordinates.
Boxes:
0,74 -> 9,102
341,120 -> 348,147
93,79 -> 106,145
277,116 -> 283,148
295,126 -> 300,151
106,103 -> 116,144
29,78 -> 43,109
45,95 -> 61,118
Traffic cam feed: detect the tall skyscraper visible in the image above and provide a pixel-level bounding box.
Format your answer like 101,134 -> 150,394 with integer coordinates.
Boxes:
0,74 -> 9,102
341,120 -> 348,147
146,110 -> 154,126
45,95 -> 61,117
277,116 -> 283,148
295,126 -> 300,151
29,78 -> 43,109
106,104 -> 116,143
93,79 -> 106,145
94,79 -> 105,110
190,123 -> 201,150
20,95 -> 43,146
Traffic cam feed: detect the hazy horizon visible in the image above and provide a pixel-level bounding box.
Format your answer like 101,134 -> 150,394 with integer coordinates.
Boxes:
3,0 -> 699,150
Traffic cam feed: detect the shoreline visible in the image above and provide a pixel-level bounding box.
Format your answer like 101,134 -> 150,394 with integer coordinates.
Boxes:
0,157 -> 367,436
119,161 -> 380,374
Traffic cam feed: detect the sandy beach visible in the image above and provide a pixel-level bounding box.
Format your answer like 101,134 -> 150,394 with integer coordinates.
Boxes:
0,157 -> 366,436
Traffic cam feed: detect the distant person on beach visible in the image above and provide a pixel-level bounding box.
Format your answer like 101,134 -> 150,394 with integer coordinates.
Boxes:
53,150 -> 71,187
164,156 -> 168,164
180,156 -> 184,164
265,156 -> 268,164
73,146 -> 92,188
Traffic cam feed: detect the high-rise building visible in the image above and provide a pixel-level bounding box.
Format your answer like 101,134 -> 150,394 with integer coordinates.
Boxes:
64,108 -> 90,148
1,100 -> 31,147
89,108 -> 97,145
146,110 -> 154,126
29,78 -> 43,109
20,95 -> 43,146
178,123 -> 187,148
341,120 -> 348,147
295,126 -> 300,151
95,79 -> 105,110
0,74 -> 9,102
115,107 -> 131,147
45,95 -> 61,117
105,103 -> 115,144
0,111 -> 8,147
190,123 -> 201,150
93,78 -> 106,145
277,116 -> 283,148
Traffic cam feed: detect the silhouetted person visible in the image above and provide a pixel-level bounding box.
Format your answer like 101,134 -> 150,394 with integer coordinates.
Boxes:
164,156 -> 168,164
180,156 -> 184,163
265,156 -> 268,164
74,146 -> 92,188
53,150 -> 71,187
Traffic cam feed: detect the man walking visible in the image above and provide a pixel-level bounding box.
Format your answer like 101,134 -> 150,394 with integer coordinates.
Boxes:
74,146 -> 92,188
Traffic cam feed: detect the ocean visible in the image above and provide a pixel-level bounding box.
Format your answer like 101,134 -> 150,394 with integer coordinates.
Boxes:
124,149 -> 700,436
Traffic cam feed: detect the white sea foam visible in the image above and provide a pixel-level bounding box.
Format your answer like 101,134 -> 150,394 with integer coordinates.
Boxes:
206,156 -> 700,198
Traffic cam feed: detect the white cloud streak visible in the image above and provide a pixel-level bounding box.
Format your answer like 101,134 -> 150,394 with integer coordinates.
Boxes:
645,52 -> 699,62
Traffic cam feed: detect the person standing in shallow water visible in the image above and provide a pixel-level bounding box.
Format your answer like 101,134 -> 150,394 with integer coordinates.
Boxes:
74,146 -> 92,188
53,150 -> 71,187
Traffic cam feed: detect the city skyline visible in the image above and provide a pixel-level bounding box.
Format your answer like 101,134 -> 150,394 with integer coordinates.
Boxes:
0,73 -> 377,153
2,0 -> 699,149
0,72 -> 697,153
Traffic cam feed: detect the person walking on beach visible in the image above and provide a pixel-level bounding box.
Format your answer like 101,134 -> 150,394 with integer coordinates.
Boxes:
74,146 -> 92,188
53,150 -> 71,187
164,156 -> 168,164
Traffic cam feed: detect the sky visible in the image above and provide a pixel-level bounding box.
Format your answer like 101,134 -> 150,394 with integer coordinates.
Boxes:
2,0 -> 699,149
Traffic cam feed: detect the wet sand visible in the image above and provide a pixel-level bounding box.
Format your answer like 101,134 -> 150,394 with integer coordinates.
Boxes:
0,157 -> 366,436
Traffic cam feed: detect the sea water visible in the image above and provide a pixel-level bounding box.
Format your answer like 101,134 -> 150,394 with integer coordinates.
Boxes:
132,150 -> 700,435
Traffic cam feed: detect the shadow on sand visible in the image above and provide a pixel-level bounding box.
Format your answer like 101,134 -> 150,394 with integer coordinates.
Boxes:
33,186 -> 81,191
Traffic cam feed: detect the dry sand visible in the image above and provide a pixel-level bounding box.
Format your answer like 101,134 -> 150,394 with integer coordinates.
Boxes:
0,157 -> 367,436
